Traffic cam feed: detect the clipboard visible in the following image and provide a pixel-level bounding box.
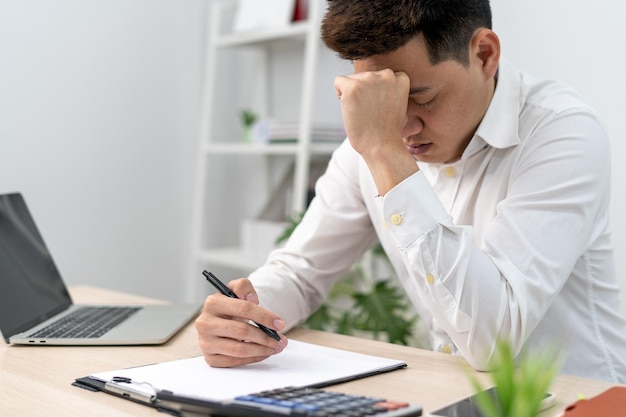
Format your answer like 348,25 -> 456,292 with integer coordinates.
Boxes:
72,376 -> 253,416
72,339 -> 409,416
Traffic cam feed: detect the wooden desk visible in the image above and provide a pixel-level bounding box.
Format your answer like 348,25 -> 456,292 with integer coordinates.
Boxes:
0,286 -> 618,416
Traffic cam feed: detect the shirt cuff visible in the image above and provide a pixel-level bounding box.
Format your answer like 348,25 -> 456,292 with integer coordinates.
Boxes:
382,171 -> 451,247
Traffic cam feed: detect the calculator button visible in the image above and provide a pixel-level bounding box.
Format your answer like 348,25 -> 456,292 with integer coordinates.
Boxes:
374,400 -> 411,410
275,400 -> 298,408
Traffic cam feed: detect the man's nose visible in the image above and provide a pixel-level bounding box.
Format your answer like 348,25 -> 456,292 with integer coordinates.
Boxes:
402,114 -> 424,138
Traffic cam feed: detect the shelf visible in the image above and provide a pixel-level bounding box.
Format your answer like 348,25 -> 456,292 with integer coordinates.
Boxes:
202,142 -> 341,156
215,21 -> 310,48
311,142 -> 343,155
188,0 -> 333,296
197,247 -> 269,272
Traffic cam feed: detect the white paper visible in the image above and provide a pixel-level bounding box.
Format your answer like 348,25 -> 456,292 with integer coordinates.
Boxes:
90,340 -> 406,401
233,0 -> 295,33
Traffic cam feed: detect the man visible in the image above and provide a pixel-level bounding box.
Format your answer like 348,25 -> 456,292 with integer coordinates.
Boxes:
195,0 -> 626,383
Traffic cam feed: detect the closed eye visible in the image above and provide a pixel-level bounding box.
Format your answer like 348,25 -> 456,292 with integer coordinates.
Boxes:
411,95 -> 436,108
408,86 -> 436,108
415,98 -> 435,107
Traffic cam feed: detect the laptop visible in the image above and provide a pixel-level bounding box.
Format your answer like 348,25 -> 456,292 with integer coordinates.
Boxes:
0,192 -> 200,345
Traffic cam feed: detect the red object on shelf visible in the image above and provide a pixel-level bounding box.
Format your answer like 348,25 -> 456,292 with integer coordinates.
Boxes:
292,0 -> 308,22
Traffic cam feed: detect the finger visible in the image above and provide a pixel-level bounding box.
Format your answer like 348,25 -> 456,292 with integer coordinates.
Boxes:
393,70 -> 409,85
196,317 -> 288,368
334,74 -> 353,99
198,322 -> 286,357
228,278 -> 259,305
198,332 -> 278,367
212,284 -> 287,336
203,353 -> 273,368
228,297 -> 285,335
196,296 -> 286,346
214,331 -> 287,358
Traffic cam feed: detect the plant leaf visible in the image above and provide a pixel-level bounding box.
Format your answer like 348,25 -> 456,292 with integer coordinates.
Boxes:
274,211 -> 304,246
351,280 -> 417,345
470,338 -> 560,417
467,376 -> 501,417
304,304 -> 334,331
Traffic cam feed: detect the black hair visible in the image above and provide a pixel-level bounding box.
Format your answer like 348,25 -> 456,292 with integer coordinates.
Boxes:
321,0 -> 492,65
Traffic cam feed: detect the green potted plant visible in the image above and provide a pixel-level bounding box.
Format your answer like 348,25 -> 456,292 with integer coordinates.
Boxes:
468,338 -> 561,417
240,108 -> 258,143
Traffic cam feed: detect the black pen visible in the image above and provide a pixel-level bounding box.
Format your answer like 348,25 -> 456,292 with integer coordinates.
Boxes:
202,270 -> 281,341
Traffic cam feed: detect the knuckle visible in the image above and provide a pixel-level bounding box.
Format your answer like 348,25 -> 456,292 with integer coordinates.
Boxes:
231,323 -> 250,340
198,340 -> 214,355
230,342 -> 249,358
202,294 -> 219,311
204,355 -> 228,368
238,301 -> 256,315
195,312 -> 215,330
229,278 -> 246,290
194,315 -> 203,331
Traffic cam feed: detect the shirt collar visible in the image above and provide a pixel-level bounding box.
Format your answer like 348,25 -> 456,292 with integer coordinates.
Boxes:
463,58 -> 521,159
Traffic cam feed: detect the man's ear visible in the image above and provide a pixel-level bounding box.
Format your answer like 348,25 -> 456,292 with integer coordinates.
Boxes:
471,28 -> 500,79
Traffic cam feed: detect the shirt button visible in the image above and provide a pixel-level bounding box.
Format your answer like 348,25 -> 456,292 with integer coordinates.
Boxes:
441,344 -> 452,354
426,273 -> 435,284
390,213 -> 403,225
445,166 -> 456,177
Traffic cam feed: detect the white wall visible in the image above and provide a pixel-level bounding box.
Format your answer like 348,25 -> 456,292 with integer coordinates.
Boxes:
490,0 -> 626,314
0,0 -> 205,302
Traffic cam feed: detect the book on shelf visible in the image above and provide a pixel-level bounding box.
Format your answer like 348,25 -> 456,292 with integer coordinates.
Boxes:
252,120 -> 346,144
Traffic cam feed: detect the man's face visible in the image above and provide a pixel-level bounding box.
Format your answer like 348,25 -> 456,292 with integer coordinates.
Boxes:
352,35 -> 495,164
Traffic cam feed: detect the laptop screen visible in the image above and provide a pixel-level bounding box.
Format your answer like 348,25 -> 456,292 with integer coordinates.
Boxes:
0,193 -> 72,341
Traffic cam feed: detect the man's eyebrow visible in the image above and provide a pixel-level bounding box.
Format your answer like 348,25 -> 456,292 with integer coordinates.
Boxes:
409,86 -> 432,95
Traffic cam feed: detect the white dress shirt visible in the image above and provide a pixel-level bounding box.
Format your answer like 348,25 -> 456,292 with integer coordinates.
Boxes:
249,59 -> 626,383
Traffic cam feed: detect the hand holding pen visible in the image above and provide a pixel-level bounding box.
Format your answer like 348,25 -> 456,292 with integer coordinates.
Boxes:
196,271 -> 287,367
203,271 -> 281,341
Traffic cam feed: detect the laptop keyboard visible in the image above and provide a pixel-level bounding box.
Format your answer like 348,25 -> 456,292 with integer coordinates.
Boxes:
29,306 -> 141,338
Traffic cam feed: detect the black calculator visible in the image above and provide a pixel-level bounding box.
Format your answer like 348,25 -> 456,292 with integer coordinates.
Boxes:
159,386 -> 423,417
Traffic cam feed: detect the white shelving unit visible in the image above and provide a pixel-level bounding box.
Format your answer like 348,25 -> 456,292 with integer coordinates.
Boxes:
187,0 -> 340,299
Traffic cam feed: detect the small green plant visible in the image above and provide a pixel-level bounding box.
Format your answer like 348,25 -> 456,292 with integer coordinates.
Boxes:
274,211 -> 304,247
240,108 -> 258,128
275,212 -> 419,346
240,109 -> 258,143
468,338 -> 560,417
